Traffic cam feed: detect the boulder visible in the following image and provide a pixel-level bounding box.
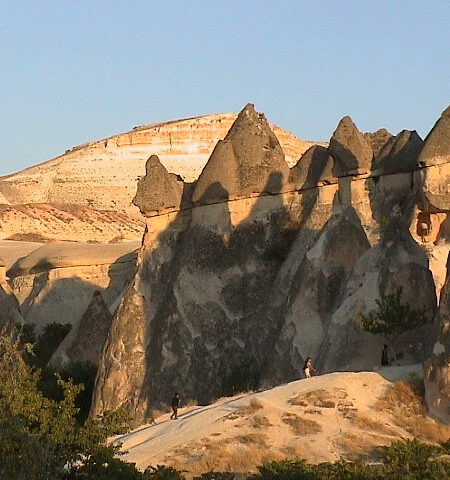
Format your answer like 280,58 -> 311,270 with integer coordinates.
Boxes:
49,290 -> 113,367
133,155 -> 184,216
424,252 -> 450,424
192,104 -> 290,204
328,116 -> 373,176
289,145 -> 337,191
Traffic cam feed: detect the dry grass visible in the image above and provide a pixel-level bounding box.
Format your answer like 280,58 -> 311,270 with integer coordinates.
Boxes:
227,397 -> 264,420
290,389 -> 336,408
350,412 -> 399,437
233,433 -> 268,446
304,409 -> 322,415
333,432 -> 377,460
282,413 -> 322,435
251,414 -> 272,428
375,380 -> 450,443
167,437 -> 282,478
280,444 -> 308,458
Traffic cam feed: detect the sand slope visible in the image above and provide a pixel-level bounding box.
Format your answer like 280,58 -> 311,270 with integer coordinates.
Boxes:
115,365 -> 441,475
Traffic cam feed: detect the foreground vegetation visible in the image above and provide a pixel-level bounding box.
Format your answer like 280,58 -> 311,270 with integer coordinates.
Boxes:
1,330 -> 450,479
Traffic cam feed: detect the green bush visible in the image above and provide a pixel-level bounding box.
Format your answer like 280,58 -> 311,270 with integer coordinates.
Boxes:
0,334 -> 137,480
143,465 -> 186,480
193,473 -> 235,480
16,321 -> 71,368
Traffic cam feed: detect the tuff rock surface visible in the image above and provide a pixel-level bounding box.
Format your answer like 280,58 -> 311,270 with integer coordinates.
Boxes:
91,104 -> 449,424
424,252 -> 450,424
328,116 -> 373,176
192,104 -> 290,203
0,257 -> 23,334
8,241 -> 139,333
0,113 -> 315,242
49,290 -> 113,368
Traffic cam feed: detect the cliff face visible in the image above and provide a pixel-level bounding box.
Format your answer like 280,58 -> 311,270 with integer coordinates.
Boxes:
8,242 -> 139,340
91,104 -> 449,424
0,258 -> 23,335
0,113 -> 316,242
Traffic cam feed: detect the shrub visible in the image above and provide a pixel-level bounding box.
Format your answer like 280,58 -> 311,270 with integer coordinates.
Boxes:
193,472 -> 234,480
356,287 -> 428,341
0,334 -> 138,479
143,465 -> 186,480
378,438 -> 439,470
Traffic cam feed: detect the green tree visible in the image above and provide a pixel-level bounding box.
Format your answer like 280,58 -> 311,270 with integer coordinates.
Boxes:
356,287 -> 428,342
0,333 -> 136,479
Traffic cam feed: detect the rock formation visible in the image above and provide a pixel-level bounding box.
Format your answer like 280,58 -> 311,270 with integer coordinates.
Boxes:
192,104 -> 290,203
422,105 -> 450,424
133,155 -> 184,215
289,145 -> 337,190
92,105 -> 298,419
0,257 -> 23,334
373,130 -> 423,175
49,290 -> 113,368
424,252 -> 450,424
328,116 -> 373,176
8,241 -> 139,333
0,113 -> 317,242
91,104 -> 448,424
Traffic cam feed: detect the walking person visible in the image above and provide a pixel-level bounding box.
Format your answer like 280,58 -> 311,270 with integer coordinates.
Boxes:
381,344 -> 390,366
303,357 -> 316,378
170,392 -> 180,420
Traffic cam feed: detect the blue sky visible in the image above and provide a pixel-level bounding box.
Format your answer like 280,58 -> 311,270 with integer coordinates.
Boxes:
0,1 -> 448,176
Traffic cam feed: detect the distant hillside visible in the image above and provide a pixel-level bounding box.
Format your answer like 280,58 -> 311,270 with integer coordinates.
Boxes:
0,113 -> 320,241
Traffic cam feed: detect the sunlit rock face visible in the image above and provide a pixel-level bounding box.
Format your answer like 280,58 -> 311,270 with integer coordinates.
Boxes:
0,113 -> 315,242
91,104 -> 446,425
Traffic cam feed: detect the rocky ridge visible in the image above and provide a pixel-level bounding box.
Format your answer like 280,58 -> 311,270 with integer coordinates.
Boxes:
0,113 -> 317,242
90,103 -> 450,425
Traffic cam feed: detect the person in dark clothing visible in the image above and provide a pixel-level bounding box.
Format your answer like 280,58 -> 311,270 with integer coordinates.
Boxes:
170,393 -> 180,420
381,344 -> 390,366
303,357 -> 316,378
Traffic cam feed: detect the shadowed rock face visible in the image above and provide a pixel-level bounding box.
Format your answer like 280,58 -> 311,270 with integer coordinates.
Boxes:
318,227 -> 437,373
8,241 -> 139,333
133,155 -> 184,215
329,116 -> 373,176
192,104 -> 290,204
289,145 -> 337,190
373,130 -> 423,175
418,105 -> 450,168
0,258 -> 23,335
91,105 -> 447,425
49,290 -> 113,368
418,105 -> 450,212
262,206 -> 371,386
364,129 -> 393,160
425,252 -> 450,424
